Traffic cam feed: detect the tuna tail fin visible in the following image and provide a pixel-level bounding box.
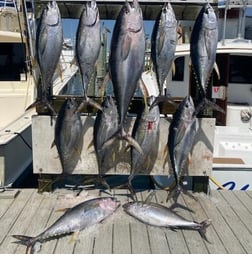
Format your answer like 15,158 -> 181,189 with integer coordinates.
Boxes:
102,128 -> 144,155
12,235 -> 38,254
195,98 -> 225,115
149,95 -> 176,111
26,99 -> 56,115
198,219 -> 211,242
77,96 -> 102,113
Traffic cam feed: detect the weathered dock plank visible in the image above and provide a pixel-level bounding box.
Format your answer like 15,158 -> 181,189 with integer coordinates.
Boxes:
233,191 -> 252,216
198,191 -> 248,254
212,191 -> 252,253
0,189 -> 35,252
148,226 -> 170,254
1,189 -> 252,254
182,193 -> 228,254
130,222 -> 151,254
112,189 -> 132,254
220,191 -> 252,234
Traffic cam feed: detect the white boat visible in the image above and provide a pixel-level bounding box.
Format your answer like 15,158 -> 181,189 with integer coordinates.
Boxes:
0,0 -> 78,186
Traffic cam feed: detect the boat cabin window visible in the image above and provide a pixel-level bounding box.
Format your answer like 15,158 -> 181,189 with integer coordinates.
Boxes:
0,43 -> 26,81
229,55 -> 252,84
172,57 -> 184,82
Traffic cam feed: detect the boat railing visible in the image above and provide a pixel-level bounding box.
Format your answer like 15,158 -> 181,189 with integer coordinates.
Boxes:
219,0 -> 252,44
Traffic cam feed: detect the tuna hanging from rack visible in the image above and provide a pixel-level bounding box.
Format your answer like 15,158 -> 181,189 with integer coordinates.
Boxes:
93,96 -> 119,190
167,95 -> 196,201
75,0 -> 102,111
151,3 -> 177,95
108,0 -> 145,153
128,96 -> 160,199
190,3 -> 219,107
29,0 -> 63,113
53,98 -> 83,174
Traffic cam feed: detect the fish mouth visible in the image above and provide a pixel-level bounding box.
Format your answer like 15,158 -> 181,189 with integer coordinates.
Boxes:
109,197 -> 121,209
204,3 -> 213,14
125,0 -> 138,12
122,202 -> 134,210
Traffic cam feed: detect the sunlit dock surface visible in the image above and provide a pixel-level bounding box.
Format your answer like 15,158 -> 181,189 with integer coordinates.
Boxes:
1,189 -> 252,254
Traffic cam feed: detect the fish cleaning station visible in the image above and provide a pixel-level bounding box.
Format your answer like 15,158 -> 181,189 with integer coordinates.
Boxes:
1,0 -> 252,253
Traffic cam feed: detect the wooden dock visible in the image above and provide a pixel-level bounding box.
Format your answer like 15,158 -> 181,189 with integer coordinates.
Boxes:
1,189 -> 252,254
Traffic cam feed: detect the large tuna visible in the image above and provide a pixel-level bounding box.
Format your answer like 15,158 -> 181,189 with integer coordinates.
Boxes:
76,0 -> 101,98
109,0 -> 145,152
129,96 -> 160,198
13,197 -> 120,254
168,96 -> 196,193
93,96 -> 119,190
35,0 -> 63,112
53,98 -> 83,174
190,3 -> 218,101
123,201 -> 210,240
75,0 -> 102,111
151,3 -> 177,95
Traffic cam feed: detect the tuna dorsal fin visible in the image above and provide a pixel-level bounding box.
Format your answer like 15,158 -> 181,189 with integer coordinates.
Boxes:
121,34 -> 132,60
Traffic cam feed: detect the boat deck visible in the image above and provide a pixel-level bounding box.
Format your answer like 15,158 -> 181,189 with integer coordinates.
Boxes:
0,189 -> 252,254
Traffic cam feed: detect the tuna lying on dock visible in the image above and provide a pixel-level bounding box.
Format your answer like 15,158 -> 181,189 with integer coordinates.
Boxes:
123,201 -> 210,240
12,197 -> 120,254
